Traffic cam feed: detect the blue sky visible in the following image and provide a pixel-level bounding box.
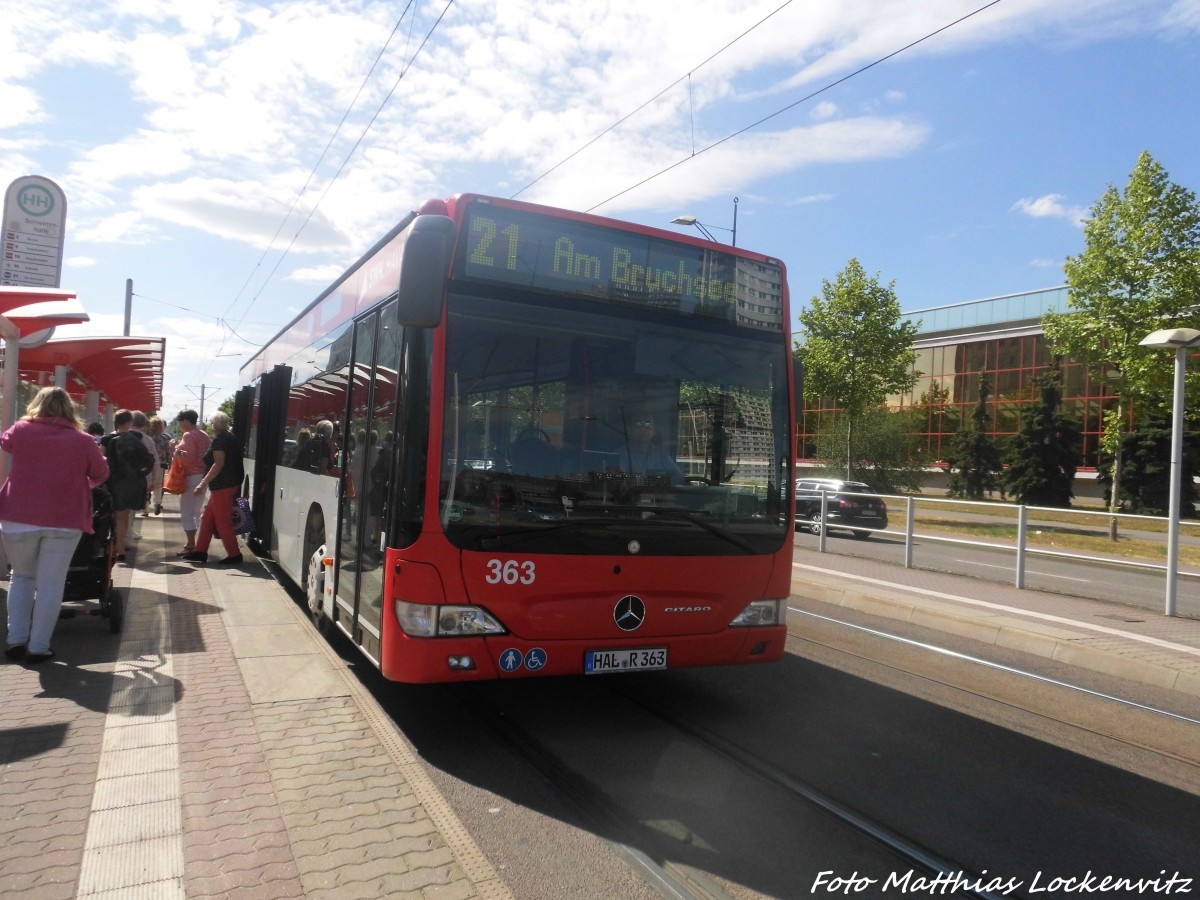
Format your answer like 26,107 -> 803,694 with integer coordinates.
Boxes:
3,0 -> 1199,416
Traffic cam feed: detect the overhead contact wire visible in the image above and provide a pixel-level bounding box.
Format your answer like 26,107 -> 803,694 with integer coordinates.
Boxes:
585,0 -> 1003,213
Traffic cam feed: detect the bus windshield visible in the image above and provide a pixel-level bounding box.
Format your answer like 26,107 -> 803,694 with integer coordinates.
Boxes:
439,291 -> 791,555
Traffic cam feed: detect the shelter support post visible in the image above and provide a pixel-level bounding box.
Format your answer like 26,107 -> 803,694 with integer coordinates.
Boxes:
0,316 -> 22,481
84,390 -> 100,425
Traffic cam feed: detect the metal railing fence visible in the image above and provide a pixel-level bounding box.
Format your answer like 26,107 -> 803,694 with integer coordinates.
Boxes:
802,489 -> 1200,610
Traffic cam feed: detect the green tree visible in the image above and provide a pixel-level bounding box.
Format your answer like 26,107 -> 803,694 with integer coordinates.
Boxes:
946,373 -> 1003,500
1042,152 -> 1200,529
1002,368 -> 1082,508
796,258 -> 919,478
811,407 -> 927,494
1095,417 -> 1198,517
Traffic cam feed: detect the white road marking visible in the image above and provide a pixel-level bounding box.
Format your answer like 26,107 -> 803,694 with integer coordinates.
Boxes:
792,561 -> 1200,658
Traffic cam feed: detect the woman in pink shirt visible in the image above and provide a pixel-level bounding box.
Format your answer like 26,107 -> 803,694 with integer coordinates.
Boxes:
0,386 -> 109,664
172,409 -> 212,555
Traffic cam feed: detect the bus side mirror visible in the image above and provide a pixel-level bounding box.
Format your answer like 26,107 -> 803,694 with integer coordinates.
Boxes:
397,214 -> 456,327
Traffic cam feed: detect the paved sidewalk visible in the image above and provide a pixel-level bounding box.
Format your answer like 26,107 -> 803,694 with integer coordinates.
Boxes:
0,504 -> 513,900
5,506 -> 1199,899
791,548 -> 1200,698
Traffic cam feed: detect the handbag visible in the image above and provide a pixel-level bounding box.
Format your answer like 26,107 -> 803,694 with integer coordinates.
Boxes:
162,457 -> 187,495
231,496 -> 256,535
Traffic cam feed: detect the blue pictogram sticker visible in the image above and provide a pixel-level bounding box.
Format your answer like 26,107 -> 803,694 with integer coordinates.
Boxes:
499,648 -> 523,672
524,648 -> 547,671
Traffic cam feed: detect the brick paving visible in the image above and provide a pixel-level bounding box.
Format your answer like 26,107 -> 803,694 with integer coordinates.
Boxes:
170,559 -> 304,900
1,507 -> 511,900
254,696 -> 474,900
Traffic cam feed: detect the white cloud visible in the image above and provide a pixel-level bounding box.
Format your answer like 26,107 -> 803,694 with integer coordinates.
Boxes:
0,83 -> 45,130
74,210 -> 164,246
520,115 -> 930,216
1161,0 -> 1200,31
788,193 -> 836,206
4,0 -> 1164,254
70,133 -> 194,189
286,264 -> 348,285
3,0 -> 1191,410
55,313 -> 125,338
134,177 -> 349,252
1012,194 -> 1088,226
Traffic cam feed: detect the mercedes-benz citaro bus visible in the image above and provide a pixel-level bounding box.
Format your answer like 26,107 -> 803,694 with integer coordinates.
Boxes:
235,193 -> 798,682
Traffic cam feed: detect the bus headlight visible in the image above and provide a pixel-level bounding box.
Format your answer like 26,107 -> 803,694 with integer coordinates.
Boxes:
395,600 -> 506,637
729,599 -> 786,627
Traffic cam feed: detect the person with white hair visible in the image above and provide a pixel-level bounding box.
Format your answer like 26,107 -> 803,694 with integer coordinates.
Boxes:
181,412 -> 246,566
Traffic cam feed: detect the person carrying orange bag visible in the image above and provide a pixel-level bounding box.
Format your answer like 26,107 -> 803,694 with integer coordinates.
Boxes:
163,456 -> 187,495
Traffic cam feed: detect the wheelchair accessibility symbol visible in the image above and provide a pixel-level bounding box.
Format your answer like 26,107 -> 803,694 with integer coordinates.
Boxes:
524,648 -> 547,671
499,648 -> 523,672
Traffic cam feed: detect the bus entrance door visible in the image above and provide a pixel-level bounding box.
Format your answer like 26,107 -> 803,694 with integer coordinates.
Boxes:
247,364 -> 291,557
336,302 -> 399,661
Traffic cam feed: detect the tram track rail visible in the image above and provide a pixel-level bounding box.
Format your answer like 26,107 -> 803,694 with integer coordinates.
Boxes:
787,607 -> 1200,772
455,612 -> 1200,900
461,697 -> 737,900
462,682 -> 1008,900
614,690 -> 1012,900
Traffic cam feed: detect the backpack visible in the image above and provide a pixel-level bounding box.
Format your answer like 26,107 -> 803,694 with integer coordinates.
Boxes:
111,430 -> 155,479
100,433 -> 119,480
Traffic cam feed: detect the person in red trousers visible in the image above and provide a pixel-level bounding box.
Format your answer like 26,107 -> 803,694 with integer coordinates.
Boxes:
181,412 -> 245,565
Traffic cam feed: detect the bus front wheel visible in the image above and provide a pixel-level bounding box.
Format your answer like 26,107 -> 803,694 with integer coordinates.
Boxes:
302,514 -> 329,633
306,543 -> 330,632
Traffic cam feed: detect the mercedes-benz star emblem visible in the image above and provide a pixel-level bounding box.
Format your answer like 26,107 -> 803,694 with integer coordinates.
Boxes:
614,595 -> 646,632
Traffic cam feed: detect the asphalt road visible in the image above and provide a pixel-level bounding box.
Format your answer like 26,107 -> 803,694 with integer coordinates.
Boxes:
337,601 -> 1200,899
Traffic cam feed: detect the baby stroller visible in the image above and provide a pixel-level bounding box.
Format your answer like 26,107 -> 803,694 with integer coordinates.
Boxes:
60,487 -> 123,633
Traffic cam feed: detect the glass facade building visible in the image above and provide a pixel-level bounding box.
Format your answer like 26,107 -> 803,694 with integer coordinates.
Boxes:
798,286 -> 1117,468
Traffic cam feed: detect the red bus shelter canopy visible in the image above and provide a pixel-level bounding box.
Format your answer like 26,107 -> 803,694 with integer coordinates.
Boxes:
0,287 -> 93,439
18,336 -> 166,412
0,286 -> 89,338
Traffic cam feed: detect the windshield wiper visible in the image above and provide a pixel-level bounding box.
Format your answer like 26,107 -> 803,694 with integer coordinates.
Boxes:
557,507 -> 758,553
462,510 -> 757,554
634,507 -> 757,553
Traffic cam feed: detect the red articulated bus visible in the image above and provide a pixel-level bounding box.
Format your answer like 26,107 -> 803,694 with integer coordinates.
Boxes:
236,193 -> 797,683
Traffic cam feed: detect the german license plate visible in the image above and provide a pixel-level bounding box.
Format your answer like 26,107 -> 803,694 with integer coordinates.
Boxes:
859,510 -> 878,517
585,647 -> 668,674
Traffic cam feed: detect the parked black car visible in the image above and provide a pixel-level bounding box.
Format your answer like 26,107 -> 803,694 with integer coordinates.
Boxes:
794,478 -> 888,538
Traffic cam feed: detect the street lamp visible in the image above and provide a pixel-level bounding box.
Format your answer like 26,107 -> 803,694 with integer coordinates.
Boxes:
1138,326 -> 1200,616
671,197 -> 738,247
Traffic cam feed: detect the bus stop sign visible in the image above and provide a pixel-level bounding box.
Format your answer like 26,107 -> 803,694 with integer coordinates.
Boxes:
3,175 -> 68,289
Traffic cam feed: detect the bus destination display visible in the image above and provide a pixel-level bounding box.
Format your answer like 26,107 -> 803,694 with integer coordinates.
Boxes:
460,204 -> 771,323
